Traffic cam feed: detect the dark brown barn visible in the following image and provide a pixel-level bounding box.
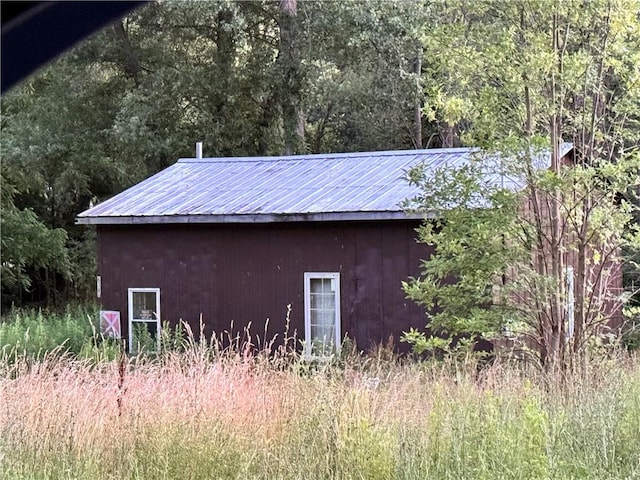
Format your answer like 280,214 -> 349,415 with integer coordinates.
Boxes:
77,144 -> 587,355
77,147 -> 472,354
92,220 -> 428,355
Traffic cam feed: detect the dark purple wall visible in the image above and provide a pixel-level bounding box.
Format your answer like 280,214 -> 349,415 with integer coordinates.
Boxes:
96,220 -> 431,351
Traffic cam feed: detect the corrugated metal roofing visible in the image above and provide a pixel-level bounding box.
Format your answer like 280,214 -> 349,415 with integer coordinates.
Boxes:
76,145 -> 573,225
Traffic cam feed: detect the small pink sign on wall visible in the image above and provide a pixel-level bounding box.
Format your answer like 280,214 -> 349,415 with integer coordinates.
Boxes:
99,310 -> 121,339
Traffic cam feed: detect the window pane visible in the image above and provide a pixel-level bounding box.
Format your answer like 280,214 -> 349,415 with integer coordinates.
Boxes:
310,293 -> 321,309
311,309 -> 335,327
311,292 -> 335,310
132,292 -> 157,320
310,278 -> 323,294
310,278 -> 333,294
311,324 -> 334,343
310,326 -> 335,356
310,329 -> 336,356
319,293 -> 335,309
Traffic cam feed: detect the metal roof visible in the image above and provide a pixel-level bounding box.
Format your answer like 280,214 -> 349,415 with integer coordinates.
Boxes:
76,145 -> 573,225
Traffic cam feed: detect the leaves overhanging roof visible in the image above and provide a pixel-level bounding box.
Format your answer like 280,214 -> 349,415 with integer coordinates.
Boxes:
76,145 -> 573,225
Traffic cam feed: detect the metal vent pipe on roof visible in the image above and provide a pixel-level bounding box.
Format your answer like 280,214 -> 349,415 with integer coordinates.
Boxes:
196,142 -> 203,159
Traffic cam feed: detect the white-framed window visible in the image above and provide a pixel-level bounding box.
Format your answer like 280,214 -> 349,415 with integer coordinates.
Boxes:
304,272 -> 341,357
128,288 -> 161,353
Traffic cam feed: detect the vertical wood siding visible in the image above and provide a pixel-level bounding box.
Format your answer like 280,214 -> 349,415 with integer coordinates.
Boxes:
97,221 -> 430,351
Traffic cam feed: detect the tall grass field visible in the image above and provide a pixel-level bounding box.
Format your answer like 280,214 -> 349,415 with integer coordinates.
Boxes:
1,310 -> 640,479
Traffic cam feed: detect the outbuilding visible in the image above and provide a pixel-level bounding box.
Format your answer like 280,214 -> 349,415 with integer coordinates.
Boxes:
77,145 -> 575,354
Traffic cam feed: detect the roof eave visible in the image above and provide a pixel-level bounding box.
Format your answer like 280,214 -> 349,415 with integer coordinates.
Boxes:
75,211 -> 427,225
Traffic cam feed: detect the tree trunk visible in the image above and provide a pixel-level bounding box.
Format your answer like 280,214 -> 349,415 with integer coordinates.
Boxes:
216,8 -> 235,86
113,20 -> 141,85
546,9 -> 566,371
257,93 -> 277,156
214,7 -> 236,156
413,45 -> 423,149
441,124 -> 454,148
279,0 -> 304,155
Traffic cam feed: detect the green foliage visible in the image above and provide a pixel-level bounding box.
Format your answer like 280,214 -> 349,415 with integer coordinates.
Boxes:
0,306 -> 96,359
129,322 -> 158,355
0,52 -> 135,304
419,0 -> 640,150
404,0 -> 640,368
303,0 -> 428,152
0,180 -> 70,295
404,147 -> 639,363
402,156 -> 524,349
1,0 -> 435,307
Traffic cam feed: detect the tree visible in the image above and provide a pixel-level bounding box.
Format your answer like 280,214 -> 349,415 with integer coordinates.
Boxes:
301,0 -> 431,152
404,0 -> 640,370
0,53 -> 138,303
1,168 -> 70,304
1,0 -> 435,306
401,157 -> 524,354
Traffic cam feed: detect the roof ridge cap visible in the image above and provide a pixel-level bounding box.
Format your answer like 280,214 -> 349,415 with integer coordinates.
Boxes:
177,147 -> 476,163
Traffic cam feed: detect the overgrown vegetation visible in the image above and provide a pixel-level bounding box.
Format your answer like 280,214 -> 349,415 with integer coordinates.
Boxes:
2,1 -> 639,472
1,310 -> 640,479
0,307 -> 160,367
0,306 -> 97,359
402,0 -> 640,370
403,148 -> 639,368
